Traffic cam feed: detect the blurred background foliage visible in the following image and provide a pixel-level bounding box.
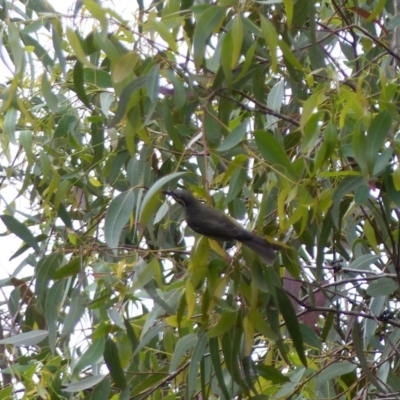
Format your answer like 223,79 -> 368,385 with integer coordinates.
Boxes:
1,0 -> 400,398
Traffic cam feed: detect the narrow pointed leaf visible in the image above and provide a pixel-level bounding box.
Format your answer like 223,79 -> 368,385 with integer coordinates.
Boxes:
104,190 -> 135,253
275,286 -> 307,367
193,6 -> 225,68
139,172 -> 189,226
169,333 -> 197,372
1,215 -> 39,251
104,338 -> 127,390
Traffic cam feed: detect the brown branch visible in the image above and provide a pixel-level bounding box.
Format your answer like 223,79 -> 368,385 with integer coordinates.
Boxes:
297,305 -> 400,329
131,360 -> 191,398
218,89 -> 300,127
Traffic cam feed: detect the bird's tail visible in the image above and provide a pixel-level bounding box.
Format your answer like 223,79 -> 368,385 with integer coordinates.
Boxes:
242,235 -> 279,264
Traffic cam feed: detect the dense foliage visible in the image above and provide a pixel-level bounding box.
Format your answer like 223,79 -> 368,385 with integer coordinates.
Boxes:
1,0 -> 400,398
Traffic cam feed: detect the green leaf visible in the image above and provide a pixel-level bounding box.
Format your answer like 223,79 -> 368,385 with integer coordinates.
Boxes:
301,111 -> 322,153
93,31 -> 122,62
300,87 -> 326,131
235,42 -> 256,82
52,19 -> 67,74
191,236 -> 210,272
131,258 -> 158,291
36,252 -> 64,312
331,176 -> 364,228
314,122 -> 337,172
22,33 -> 53,69
256,365 -> 290,384
112,51 -> 139,83
187,333 -> 208,398
352,121 -> 368,178
61,288 -> 86,339
221,325 -> 244,385
147,64 -> 160,103
367,278 -> 398,296
131,367 -> 168,396
193,5 -> 225,68
84,0 -> 108,31
26,0 -> 55,15
73,61 -> 91,107
316,360 -> 356,387
90,117 -> 105,165
139,171 -> 189,227
0,387 -> 12,399
300,324 -> 322,351
275,286 -> 307,367
260,15 -> 278,72
352,321 -> 385,391
221,31 -> 233,85
0,215 -> 39,252
45,280 -> 65,354
74,337 -> 106,376
164,69 -> 186,110
347,254 -> 380,271
388,14 -> 400,30
53,257 -> 81,280
66,28 -> 98,68
254,130 -> 298,181
84,68 -> 113,88
365,110 -> 392,176
108,75 -> 148,128
207,311 -> 237,338
267,80 -> 284,118
104,189 -> 135,254
230,15 -> 243,69
4,108 -> 18,145
133,321 -> 167,357
8,22 -> 24,75
248,309 -> 279,341
226,167 -> 247,203
19,130 -> 33,163
63,375 -> 105,392
283,0 -> 294,28
0,330 -> 48,346
209,337 -> 231,399
54,180 -> 73,211
217,121 -> 248,152
89,377 -> 111,400
169,333 -> 197,372
151,21 -> 178,53
54,114 -> 76,138
366,0 -> 387,22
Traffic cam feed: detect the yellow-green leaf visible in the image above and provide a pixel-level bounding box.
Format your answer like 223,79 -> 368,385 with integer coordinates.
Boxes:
151,20 -> 178,53
112,52 -> 139,83
207,311 -> 237,338
299,87 -> 326,131
66,28 -> 98,69
260,15 -> 278,72
392,168 -> 400,191
231,15 -> 243,69
83,0 -> 108,31
186,280 -> 196,319
243,315 -> 254,356
283,0 -> 293,28
366,0 -> 386,22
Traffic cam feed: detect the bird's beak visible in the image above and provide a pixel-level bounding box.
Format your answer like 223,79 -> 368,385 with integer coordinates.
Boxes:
163,190 -> 181,204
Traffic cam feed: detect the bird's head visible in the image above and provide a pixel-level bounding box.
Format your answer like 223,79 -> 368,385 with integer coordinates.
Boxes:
163,189 -> 197,208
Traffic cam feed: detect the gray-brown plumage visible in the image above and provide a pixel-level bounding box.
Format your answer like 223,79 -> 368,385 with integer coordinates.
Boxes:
164,189 -> 279,264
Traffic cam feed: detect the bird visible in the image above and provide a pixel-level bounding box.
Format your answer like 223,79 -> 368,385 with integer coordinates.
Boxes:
163,188 -> 279,263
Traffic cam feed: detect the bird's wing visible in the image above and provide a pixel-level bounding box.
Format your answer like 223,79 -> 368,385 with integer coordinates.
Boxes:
186,204 -> 251,241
